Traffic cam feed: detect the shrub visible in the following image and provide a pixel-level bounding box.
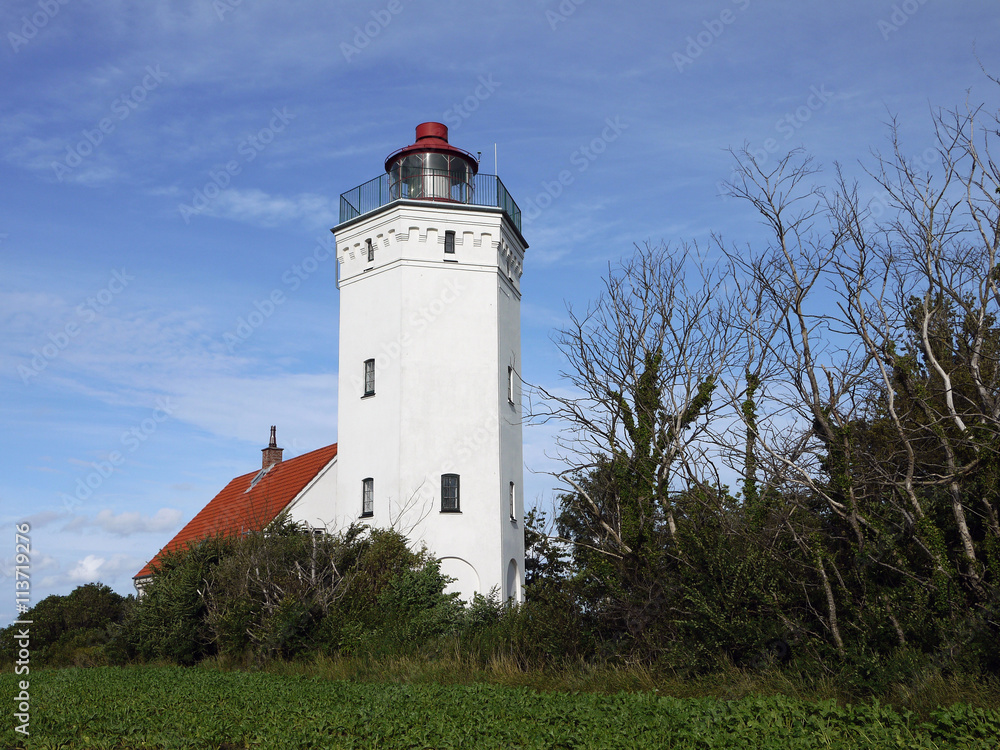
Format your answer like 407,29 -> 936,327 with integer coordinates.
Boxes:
373,560 -> 464,651
203,519 -> 349,660
0,582 -> 129,668
117,535 -> 235,665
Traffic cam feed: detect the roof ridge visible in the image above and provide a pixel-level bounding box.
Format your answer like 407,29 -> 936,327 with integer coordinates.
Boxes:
134,442 -> 338,580
230,441 -> 338,481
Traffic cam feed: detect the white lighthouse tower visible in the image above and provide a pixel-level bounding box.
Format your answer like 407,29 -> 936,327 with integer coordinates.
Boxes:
332,122 -> 526,602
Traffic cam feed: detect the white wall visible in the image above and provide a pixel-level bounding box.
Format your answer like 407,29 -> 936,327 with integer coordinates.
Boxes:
284,458 -> 339,530
334,200 -> 526,602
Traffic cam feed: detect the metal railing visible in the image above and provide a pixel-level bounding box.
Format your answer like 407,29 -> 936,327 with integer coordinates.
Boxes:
339,172 -> 522,234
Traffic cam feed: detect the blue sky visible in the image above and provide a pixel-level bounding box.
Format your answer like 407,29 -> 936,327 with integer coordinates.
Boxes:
1,0 -> 996,624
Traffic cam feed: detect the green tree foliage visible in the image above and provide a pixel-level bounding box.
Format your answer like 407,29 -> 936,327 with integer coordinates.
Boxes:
373,560 -> 465,646
119,535 -> 235,665
202,516 -> 352,660
712,90 -> 1000,670
0,582 -> 129,667
818,297 -> 1000,668
114,520 -> 498,665
527,84 -> 1000,679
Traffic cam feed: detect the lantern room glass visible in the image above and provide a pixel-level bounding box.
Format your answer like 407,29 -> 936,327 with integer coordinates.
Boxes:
387,152 -> 475,203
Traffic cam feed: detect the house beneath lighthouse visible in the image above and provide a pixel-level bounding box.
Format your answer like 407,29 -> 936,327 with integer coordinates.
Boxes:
134,122 -> 527,603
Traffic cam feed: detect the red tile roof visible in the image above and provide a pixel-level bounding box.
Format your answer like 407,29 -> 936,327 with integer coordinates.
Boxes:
135,443 -> 337,579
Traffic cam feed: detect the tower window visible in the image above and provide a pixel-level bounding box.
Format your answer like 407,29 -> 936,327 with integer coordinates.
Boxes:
367,238 -> 374,262
507,366 -> 515,404
441,473 -> 460,513
362,478 -> 374,517
363,358 -> 375,397
509,481 -> 516,521
444,230 -> 456,254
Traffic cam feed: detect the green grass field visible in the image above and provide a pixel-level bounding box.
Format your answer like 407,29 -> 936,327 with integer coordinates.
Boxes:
3,665 -> 1000,749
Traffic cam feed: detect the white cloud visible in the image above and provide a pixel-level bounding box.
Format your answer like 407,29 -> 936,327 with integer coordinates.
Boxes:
62,508 -> 183,537
3,136 -> 66,173
171,373 -> 338,448
21,510 -> 65,528
68,554 -> 106,581
0,552 -> 60,581
2,272 -> 338,452
522,301 -> 568,331
66,553 -> 140,584
195,188 -> 338,229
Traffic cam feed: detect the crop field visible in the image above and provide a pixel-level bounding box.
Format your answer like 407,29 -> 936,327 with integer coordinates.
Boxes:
2,666 -> 999,749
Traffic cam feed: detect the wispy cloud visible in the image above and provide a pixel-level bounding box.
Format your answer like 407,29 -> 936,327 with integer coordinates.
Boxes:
522,301 -> 569,330
0,552 -> 60,581
61,507 -> 183,536
171,373 -> 338,447
66,553 -> 139,583
21,510 -> 66,528
2,275 -> 337,450
196,188 -> 338,229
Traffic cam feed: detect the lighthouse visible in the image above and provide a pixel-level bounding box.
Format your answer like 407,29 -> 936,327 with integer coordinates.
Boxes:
333,123 -> 527,602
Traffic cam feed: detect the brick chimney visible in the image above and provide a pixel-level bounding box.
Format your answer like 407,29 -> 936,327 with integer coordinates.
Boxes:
261,425 -> 283,470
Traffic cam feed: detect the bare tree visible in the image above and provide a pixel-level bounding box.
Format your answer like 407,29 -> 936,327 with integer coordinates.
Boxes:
531,241 -> 737,551
525,242 -> 745,648
527,86 -> 1000,662
832,105 -> 1000,601
717,96 -> 1000,653
718,147 -> 866,656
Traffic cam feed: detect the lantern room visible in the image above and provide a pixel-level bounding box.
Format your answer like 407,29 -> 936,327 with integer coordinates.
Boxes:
384,122 -> 478,203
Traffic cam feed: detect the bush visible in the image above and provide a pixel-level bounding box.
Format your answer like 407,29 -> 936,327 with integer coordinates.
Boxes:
317,526 -> 428,655
0,582 -> 129,668
116,535 -> 235,665
203,519 -> 350,660
373,560 -> 464,651
118,521 -> 450,665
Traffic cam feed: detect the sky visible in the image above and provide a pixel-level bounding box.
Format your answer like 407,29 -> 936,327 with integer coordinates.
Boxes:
1,0 -> 997,625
